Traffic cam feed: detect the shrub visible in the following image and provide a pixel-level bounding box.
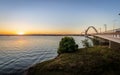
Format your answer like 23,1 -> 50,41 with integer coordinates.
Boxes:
58,37 -> 78,54
82,39 -> 92,48
92,38 -> 100,46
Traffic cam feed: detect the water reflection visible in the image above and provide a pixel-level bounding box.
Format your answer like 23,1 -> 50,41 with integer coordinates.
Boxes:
16,39 -> 27,49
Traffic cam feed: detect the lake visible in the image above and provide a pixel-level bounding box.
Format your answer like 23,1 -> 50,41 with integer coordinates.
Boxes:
0,36 -> 92,75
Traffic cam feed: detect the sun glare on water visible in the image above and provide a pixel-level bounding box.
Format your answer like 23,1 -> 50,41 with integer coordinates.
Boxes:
18,32 -> 25,35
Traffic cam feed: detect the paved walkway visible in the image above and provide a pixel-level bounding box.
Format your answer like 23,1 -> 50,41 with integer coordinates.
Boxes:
94,35 -> 120,44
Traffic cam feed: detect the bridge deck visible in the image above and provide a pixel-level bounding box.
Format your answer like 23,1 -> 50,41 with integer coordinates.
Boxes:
94,35 -> 120,44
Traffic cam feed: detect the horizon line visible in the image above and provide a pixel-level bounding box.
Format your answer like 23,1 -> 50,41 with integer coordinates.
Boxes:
0,34 -> 84,36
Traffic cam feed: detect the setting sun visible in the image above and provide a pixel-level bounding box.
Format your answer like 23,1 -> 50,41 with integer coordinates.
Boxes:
18,32 -> 25,35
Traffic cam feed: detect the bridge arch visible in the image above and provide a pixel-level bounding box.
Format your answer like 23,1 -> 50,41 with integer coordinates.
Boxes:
85,26 -> 98,35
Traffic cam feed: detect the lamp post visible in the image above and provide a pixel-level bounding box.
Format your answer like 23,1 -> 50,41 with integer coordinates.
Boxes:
119,13 -> 120,16
113,20 -> 117,33
99,28 -> 101,33
104,24 -> 107,32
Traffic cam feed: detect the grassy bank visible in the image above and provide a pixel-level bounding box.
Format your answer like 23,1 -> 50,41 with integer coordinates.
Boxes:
27,46 -> 120,75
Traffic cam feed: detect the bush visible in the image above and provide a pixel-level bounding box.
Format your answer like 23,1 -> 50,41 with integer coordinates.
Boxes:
92,38 -> 100,46
58,37 -> 78,54
82,39 -> 92,48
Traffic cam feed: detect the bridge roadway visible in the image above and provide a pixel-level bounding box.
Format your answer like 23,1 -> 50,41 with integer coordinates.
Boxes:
94,35 -> 120,44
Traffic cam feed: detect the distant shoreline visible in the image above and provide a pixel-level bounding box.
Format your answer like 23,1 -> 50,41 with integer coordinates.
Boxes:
0,34 -> 84,36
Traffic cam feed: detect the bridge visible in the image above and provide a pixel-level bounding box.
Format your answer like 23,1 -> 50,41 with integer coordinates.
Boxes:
84,26 -> 120,50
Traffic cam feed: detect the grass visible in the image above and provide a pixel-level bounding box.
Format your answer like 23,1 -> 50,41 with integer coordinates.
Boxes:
26,46 -> 120,75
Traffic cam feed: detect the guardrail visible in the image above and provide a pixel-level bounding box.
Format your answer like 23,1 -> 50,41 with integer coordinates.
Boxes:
95,32 -> 120,38
83,27 -> 120,38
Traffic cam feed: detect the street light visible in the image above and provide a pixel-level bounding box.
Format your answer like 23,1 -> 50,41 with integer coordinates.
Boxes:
99,28 -> 101,33
113,20 -> 117,33
118,13 -> 120,15
104,24 -> 107,32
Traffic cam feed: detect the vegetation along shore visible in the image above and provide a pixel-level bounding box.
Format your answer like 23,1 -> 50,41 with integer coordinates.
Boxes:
26,37 -> 120,75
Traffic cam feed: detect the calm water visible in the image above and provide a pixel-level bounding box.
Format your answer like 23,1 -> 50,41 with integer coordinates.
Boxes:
0,36 -> 91,75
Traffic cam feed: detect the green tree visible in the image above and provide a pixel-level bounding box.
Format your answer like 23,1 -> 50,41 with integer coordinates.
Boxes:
58,37 -> 78,54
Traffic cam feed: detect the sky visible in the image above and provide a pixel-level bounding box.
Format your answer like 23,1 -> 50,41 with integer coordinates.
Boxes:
0,0 -> 120,34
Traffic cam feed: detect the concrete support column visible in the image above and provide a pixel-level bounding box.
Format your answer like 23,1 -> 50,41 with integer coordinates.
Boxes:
109,40 -> 111,48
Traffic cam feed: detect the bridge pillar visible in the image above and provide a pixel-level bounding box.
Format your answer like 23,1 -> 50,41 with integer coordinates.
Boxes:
94,36 -> 120,50
108,40 -> 111,48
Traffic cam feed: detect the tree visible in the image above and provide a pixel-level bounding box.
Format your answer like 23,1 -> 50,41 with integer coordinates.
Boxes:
58,37 -> 78,54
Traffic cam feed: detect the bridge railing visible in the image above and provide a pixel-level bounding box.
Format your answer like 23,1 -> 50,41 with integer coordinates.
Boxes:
97,28 -> 120,38
83,26 -> 120,38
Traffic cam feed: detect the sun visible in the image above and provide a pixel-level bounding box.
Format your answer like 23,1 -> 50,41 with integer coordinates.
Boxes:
18,32 -> 25,35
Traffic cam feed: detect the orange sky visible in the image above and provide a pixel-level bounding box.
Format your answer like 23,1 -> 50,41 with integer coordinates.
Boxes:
0,28 -> 79,35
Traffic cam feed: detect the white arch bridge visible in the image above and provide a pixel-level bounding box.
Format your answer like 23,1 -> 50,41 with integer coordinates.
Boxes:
85,26 -> 98,36
84,26 -> 120,50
